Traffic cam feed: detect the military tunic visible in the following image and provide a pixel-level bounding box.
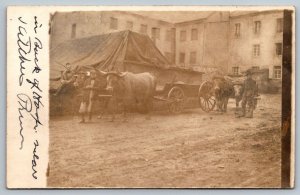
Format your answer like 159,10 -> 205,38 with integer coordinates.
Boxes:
55,69 -> 75,95
241,78 -> 257,111
79,77 -> 99,114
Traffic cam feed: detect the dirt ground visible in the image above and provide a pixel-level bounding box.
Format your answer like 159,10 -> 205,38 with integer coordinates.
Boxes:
48,94 -> 282,188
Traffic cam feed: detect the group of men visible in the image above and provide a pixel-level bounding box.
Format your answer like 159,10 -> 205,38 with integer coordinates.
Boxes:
54,63 -> 100,123
54,62 -> 258,122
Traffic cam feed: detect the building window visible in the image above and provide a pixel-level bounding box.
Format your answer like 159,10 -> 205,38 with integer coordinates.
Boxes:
254,21 -> 261,34
274,66 -> 281,79
180,30 -> 186,41
151,27 -> 160,40
277,18 -> 283,32
252,66 -> 259,70
165,30 -> 172,41
235,23 -> 241,37
179,52 -> 185,64
191,29 -> 198,40
126,21 -> 133,30
140,24 -> 147,34
190,51 -> 196,64
71,23 -> 76,39
110,17 -> 118,30
253,44 -> 260,57
232,67 -> 239,75
276,43 -> 282,55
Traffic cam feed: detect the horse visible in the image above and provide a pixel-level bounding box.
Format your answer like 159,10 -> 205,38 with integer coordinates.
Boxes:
212,77 -> 234,113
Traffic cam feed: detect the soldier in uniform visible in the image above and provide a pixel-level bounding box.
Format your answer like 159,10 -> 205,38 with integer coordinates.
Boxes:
240,70 -> 257,118
78,70 -> 99,123
55,62 -> 76,96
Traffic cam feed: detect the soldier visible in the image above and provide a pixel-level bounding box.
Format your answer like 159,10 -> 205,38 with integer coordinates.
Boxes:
240,70 -> 257,118
79,70 -> 99,123
55,63 -> 76,96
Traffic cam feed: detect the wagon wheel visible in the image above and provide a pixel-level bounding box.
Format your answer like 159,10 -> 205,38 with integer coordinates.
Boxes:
168,86 -> 185,114
198,81 -> 216,112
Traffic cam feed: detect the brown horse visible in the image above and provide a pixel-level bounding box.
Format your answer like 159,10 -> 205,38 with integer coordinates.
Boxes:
212,77 -> 234,112
232,84 -> 244,108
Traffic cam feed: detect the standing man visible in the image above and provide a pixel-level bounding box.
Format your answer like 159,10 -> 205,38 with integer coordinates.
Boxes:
55,62 -> 76,96
240,70 -> 257,118
79,70 -> 99,123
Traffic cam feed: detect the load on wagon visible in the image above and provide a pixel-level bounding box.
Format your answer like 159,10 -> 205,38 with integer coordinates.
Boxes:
49,30 -> 220,115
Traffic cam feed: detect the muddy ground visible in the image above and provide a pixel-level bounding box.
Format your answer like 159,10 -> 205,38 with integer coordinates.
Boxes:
48,94 -> 281,188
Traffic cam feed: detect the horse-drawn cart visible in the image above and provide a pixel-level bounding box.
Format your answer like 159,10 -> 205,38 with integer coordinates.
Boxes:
95,67 -> 218,114
145,74 -> 218,114
153,83 -> 197,114
49,30 -> 220,115
150,80 -> 217,114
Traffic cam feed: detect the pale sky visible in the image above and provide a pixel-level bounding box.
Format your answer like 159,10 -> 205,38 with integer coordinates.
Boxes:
132,11 -> 256,23
132,11 -> 213,23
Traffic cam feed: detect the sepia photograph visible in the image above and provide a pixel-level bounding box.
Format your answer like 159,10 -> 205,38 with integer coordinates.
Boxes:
46,8 -> 294,188
6,6 -> 294,189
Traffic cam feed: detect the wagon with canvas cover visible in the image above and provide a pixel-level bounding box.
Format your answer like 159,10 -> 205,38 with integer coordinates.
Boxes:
50,30 -> 216,114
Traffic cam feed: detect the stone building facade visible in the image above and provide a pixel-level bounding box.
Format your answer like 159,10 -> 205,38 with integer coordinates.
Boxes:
174,12 -> 230,73
228,10 -> 283,79
50,10 -> 284,79
50,11 -> 175,63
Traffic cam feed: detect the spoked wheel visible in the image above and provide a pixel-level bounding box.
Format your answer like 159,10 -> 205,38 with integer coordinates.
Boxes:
198,81 -> 216,112
168,86 -> 185,114
199,95 -> 216,112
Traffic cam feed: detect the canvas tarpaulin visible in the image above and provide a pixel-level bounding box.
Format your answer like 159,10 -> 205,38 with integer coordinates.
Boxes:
50,30 -> 170,89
